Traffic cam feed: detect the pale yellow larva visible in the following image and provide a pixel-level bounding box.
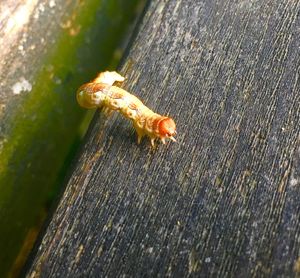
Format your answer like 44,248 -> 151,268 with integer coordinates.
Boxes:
77,71 -> 176,147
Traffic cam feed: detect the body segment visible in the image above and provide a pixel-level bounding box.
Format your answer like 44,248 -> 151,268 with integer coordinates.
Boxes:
77,71 -> 176,146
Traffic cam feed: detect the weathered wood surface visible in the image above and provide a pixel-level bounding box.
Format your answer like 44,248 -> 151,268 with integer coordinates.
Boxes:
27,0 -> 300,277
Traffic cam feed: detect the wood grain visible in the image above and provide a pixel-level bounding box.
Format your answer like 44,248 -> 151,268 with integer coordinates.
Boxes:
27,0 -> 300,277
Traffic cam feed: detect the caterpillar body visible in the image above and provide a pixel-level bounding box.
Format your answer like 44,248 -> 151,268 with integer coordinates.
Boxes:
77,71 -> 176,147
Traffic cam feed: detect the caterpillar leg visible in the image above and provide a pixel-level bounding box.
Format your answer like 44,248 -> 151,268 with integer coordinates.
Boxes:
134,124 -> 144,144
93,71 -> 125,85
102,106 -> 113,116
137,134 -> 144,144
150,137 -> 156,148
160,138 -> 166,144
170,136 -> 177,142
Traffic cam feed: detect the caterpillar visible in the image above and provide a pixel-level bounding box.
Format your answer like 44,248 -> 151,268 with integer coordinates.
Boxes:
77,71 -> 176,147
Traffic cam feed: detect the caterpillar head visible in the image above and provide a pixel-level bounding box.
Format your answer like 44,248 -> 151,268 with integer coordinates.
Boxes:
158,117 -> 177,142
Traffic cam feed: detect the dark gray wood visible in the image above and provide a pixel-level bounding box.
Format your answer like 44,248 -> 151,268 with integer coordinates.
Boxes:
27,0 -> 300,277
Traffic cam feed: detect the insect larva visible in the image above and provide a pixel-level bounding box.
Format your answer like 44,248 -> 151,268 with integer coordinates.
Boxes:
77,71 -> 176,147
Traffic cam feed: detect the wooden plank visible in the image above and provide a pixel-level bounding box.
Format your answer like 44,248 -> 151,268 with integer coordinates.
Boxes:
26,0 -> 300,277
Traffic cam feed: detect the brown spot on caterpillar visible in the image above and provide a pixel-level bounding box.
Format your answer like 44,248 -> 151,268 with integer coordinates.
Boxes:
77,83 -> 110,109
92,83 -> 111,93
76,71 -> 177,147
128,102 -> 138,110
152,117 -> 162,133
110,92 -> 123,99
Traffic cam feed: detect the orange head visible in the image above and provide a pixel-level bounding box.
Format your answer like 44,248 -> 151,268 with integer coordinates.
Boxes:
158,117 -> 177,141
